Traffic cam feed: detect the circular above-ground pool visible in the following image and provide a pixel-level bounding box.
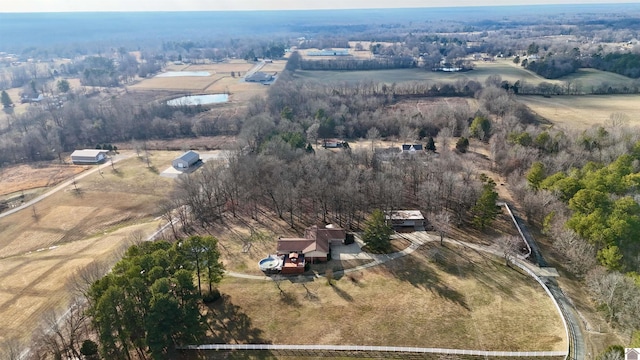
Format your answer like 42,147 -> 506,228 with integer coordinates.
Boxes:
167,94 -> 229,106
259,255 -> 282,272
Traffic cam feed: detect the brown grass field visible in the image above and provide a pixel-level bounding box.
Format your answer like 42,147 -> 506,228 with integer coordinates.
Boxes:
517,94 -> 640,130
211,242 -> 566,352
0,164 -> 87,197
0,151 -> 178,344
128,60 -> 286,101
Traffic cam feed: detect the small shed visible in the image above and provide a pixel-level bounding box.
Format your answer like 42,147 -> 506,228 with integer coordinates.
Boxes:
172,150 -> 200,170
70,149 -> 108,164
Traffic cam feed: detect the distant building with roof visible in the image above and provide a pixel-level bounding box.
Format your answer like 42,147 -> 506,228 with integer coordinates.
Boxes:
245,72 -> 274,83
70,149 -> 108,164
172,150 -> 200,170
401,144 -> 424,154
385,210 -> 425,231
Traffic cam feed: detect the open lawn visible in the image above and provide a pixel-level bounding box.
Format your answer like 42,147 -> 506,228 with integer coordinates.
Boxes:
210,242 -> 566,352
517,94 -> 640,130
0,151 -> 178,344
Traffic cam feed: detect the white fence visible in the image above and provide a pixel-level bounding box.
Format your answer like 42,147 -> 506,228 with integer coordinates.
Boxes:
180,343 -> 567,357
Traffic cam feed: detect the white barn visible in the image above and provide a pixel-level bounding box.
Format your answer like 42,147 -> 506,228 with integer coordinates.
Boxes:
172,150 -> 200,170
70,149 -> 108,164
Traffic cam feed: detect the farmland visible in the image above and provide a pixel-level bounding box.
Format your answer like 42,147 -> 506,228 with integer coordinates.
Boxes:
293,59 -> 545,84
517,94 -> 640,130
0,152 -> 176,344
128,60 -> 287,102
293,58 -> 637,91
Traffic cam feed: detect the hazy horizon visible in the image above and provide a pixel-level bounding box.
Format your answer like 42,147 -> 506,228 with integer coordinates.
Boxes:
3,0 -> 640,13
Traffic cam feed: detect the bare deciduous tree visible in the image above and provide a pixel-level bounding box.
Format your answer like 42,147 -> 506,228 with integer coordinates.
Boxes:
430,211 -> 452,246
496,235 -> 520,266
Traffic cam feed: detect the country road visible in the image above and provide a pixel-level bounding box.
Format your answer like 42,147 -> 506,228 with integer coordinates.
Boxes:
0,153 -> 132,220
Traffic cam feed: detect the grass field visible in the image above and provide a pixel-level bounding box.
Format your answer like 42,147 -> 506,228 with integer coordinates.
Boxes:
210,242 -> 566,351
294,58 -> 636,91
293,59 -> 547,84
0,151 -> 179,344
517,94 -> 640,130
0,164 -> 87,197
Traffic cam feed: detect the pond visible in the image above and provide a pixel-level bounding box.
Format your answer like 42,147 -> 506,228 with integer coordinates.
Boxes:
167,94 -> 229,106
156,71 -> 211,77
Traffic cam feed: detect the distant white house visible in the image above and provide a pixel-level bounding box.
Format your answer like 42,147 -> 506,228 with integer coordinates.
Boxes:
70,149 -> 108,164
172,150 -> 200,170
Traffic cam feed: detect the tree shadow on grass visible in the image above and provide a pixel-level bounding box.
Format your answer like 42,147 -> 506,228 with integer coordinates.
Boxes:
330,283 -> 354,302
385,256 -> 469,311
203,294 -> 271,345
422,243 -> 518,299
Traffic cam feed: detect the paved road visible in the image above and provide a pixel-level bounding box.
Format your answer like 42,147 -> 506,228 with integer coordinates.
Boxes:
0,153 -> 131,220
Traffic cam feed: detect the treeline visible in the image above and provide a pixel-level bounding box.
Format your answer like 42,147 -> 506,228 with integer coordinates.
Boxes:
167,143 -> 491,236
524,52 -> 640,81
87,237 -> 223,359
265,73 -> 507,141
588,52 -> 640,79
16,236 -> 225,360
299,56 -> 415,71
0,94 -> 239,165
490,110 -> 640,340
524,56 -> 581,79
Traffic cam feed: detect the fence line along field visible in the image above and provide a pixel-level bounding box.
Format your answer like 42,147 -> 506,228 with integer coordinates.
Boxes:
517,94 -> 640,130
0,152 -> 179,345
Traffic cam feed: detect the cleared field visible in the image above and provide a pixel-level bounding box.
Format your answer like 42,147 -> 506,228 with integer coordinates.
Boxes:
260,60 -> 287,73
294,60 -> 544,84
295,58 -> 636,90
185,61 -> 256,73
129,60 -> 285,101
559,68 -> 635,90
212,242 -> 566,351
517,94 -> 640,130
0,151 -> 178,344
0,164 -> 86,197
299,46 -> 375,60
129,73 -> 224,92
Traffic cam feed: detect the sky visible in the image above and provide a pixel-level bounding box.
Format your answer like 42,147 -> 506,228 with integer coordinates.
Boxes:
2,0 -> 639,12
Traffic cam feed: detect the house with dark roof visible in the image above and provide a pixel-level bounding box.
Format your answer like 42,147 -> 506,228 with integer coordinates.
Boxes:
277,225 -> 346,263
401,144 -> 424,154
172,150 -> 200,170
